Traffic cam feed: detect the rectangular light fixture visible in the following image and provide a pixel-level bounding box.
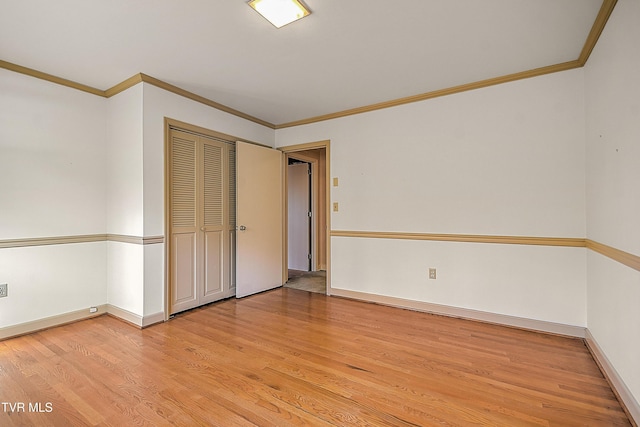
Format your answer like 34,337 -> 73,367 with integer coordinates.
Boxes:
248,0 -> 311,28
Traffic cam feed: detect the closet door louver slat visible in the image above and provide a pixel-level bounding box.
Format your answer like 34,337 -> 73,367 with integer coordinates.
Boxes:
229,148 -> 236,228
171,136 -> 196,229
203,143 -> 224,227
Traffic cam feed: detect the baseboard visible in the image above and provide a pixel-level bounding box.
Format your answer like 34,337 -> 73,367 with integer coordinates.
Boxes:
0,305 -> 165,340
0,304 -> 108,340
585,330 -> 640,425
105,304 -> 143,327
330,288 -> 586,338
105,305 -> 164,328
141,311 -> 166,328
0,289 -> 587,340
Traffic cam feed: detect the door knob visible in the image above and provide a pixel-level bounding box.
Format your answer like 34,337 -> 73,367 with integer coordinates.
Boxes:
238,225 -> 247,231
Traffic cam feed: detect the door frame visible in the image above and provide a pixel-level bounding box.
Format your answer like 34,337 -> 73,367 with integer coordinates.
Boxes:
280,140 -> 331,295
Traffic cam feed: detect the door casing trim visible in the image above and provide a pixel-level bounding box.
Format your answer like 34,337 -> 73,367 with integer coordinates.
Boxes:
279,141 -> 331,295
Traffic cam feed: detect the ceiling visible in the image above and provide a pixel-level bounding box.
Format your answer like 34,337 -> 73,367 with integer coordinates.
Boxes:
1,0 -> 607,127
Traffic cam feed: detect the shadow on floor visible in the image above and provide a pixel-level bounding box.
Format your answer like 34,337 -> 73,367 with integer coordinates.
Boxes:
284,270 -> 326,294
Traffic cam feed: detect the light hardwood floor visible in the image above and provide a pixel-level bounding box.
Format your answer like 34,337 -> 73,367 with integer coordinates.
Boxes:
0,288 -> 632,426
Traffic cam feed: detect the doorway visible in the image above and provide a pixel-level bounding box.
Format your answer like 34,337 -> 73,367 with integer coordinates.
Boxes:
281,142 -> 330,295
287,157 -> 312,272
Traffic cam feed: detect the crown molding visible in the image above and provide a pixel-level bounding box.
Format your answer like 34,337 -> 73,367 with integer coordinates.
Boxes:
578,0 -> 618,66
275,0 -> 617,128
0,61 -> 275,129
103,73 -> 144,97
275,60 -> 582,129
137,73 -> 274,129
0,0 -> 617,129
0,59 -> 105,96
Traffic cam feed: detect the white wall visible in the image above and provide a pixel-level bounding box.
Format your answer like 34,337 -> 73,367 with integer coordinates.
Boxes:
105,84 -> 145,316
106,83 -> 144,236
277,69 -> 588,326
0,69 -> 108,327
0,244 -> 107,327
584,0 -> 640,407
0,69 -> 108,239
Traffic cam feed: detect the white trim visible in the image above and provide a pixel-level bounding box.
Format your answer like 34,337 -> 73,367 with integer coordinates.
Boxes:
105,304 -> 143,327
585,330 -> 640,424
106,305 -> 164,328
330,288 -> 587,338
0,305 -> 165,341
0,304 -> 108,340
141,311 -> 165,328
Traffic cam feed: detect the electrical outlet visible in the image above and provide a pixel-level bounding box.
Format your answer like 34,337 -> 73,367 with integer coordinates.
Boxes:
0,283 -> 7,298
428,268 -> 437,280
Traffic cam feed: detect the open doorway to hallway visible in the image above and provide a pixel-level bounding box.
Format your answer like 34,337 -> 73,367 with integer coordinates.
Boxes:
285,270 -> 327,294
281,144 -> 329,294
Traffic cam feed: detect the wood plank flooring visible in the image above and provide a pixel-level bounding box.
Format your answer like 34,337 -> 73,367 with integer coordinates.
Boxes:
0,288 -> 632,426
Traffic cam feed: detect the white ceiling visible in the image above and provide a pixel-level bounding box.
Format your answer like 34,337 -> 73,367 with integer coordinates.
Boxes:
1,0 -> 604,126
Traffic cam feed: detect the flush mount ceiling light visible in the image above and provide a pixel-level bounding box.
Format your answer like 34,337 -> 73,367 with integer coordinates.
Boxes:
248,0 -> 311,28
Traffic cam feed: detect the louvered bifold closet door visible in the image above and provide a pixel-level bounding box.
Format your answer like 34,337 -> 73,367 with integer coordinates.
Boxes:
228,147 -> 236,291
201,141 -> 225,304
169,128 -> 237,315
170,131 -> 199,314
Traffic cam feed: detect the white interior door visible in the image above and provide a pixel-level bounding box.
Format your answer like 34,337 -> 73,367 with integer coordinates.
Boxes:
236,141 -> 283,298
288,162 -> 310,271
